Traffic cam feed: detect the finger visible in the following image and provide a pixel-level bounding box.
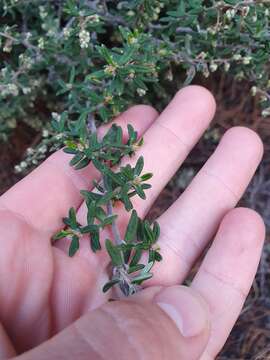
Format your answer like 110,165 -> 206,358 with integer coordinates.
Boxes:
76,85 -> 216,227
18,286 -> 210,360
190,208 -> 265,359
0,105 -> 158,234
149,127 -> 263,285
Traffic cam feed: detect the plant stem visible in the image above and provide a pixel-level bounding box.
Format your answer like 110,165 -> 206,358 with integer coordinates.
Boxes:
106,200 -> 123,246
87,113 -> 123,247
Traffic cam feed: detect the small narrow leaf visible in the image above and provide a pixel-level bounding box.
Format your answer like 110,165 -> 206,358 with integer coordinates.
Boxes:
74,157 -> 91,170
140,173 -> 153,181
103,279 -> 120,293
143,220 -> 155,243
97,191 -> 115,206
141,183 -> 151,190
52,230 -> 70,241
127,124 -> 137,144
127,264 -> 145,274
133,184 -> 146,199
142,261 -> 154,274
86,200 -> 96,224
153,221 -> 160,242
70,152 -> 84,166
95,206 -> 107,221
124,210 -> 138,243
90,231 -> 101,252
69,235 -> 79,257
129,247 -> 142,267
63,147 -> 77,155
121,191 -> 133,211
134,156 -> 144,176
115,125 -> 123,144
105,239 -> 123,267
81,190 -> 102,202
154,251 -> 162,262
68,207 -> 78,229
131,272 -> 153,284
80,224 -> 99,234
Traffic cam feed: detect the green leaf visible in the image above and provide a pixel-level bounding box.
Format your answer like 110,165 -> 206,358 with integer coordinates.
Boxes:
142,261 -> 154,274
123,247 -> 131,263
95,206 -> 107,221
90,231 -> 101,252
105,239 -> 123,267
80,224 -> 99,234
63,147 -> 77,155
148,249 -> 155,263
81,190 -> 102,202
69,152 -> 84,166
124,210 -> 138,243
140,173 -> 153,181
96,191 -> 115,206
115,125 -> 123,144
121,188 -> 133,211
74,158 -> 91,170
133,184 -> 146,199
143,220 -> 154,243
127,264 -> 145,274
119,46 -> 136,65
131,272 -> 153,284
92,159 -> 125,186
69,66 -> 76,83
154,251 -> 162,262
69,235 -> 79,257
97,44 -> 114,65
127,124 -> 137,144
153,221 -> 160,242
141,183 -> 151,190
86,200 -> 96,224
102,279 -> 120,293
129,247 -> 142,267
52,230 -> 70,241
120,164 -> 134,180
134,156 -> 144,176
68,207 -> 78,229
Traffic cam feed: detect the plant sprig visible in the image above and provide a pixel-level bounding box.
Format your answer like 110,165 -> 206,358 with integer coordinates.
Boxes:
53,118 -> 162,296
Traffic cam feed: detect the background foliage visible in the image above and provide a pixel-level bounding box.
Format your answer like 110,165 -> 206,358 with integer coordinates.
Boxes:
1,0 -> 270,170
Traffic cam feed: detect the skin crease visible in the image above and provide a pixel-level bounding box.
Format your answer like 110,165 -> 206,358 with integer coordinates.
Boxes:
0,86 -> 265,360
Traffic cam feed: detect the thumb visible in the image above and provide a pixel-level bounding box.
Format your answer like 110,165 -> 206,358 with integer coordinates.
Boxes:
18,286 -> 210,360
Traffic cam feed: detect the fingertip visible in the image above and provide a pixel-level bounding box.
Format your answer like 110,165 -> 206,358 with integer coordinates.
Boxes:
176,85 -> 216,119
221,207 -> 265,249
222,126 -> 264,162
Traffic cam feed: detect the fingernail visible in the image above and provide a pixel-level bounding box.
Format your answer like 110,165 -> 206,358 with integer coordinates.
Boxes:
155,286 -> 209,337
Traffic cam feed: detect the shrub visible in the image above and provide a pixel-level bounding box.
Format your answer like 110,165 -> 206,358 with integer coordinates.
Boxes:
1,0 -> 270,168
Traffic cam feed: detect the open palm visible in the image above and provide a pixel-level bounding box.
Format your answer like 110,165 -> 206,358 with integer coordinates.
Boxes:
0,86 -> 265,359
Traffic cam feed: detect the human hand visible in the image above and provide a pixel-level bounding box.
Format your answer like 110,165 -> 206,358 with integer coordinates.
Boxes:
0,86 -> 264,360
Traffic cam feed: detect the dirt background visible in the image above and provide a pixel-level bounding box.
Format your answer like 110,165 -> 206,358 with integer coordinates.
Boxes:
1,74 -> 270,359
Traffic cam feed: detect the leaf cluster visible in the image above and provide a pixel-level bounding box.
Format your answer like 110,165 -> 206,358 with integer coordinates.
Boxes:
2,0 -> 270,148
53,121 -> 160,295
103,209 -> 162,296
